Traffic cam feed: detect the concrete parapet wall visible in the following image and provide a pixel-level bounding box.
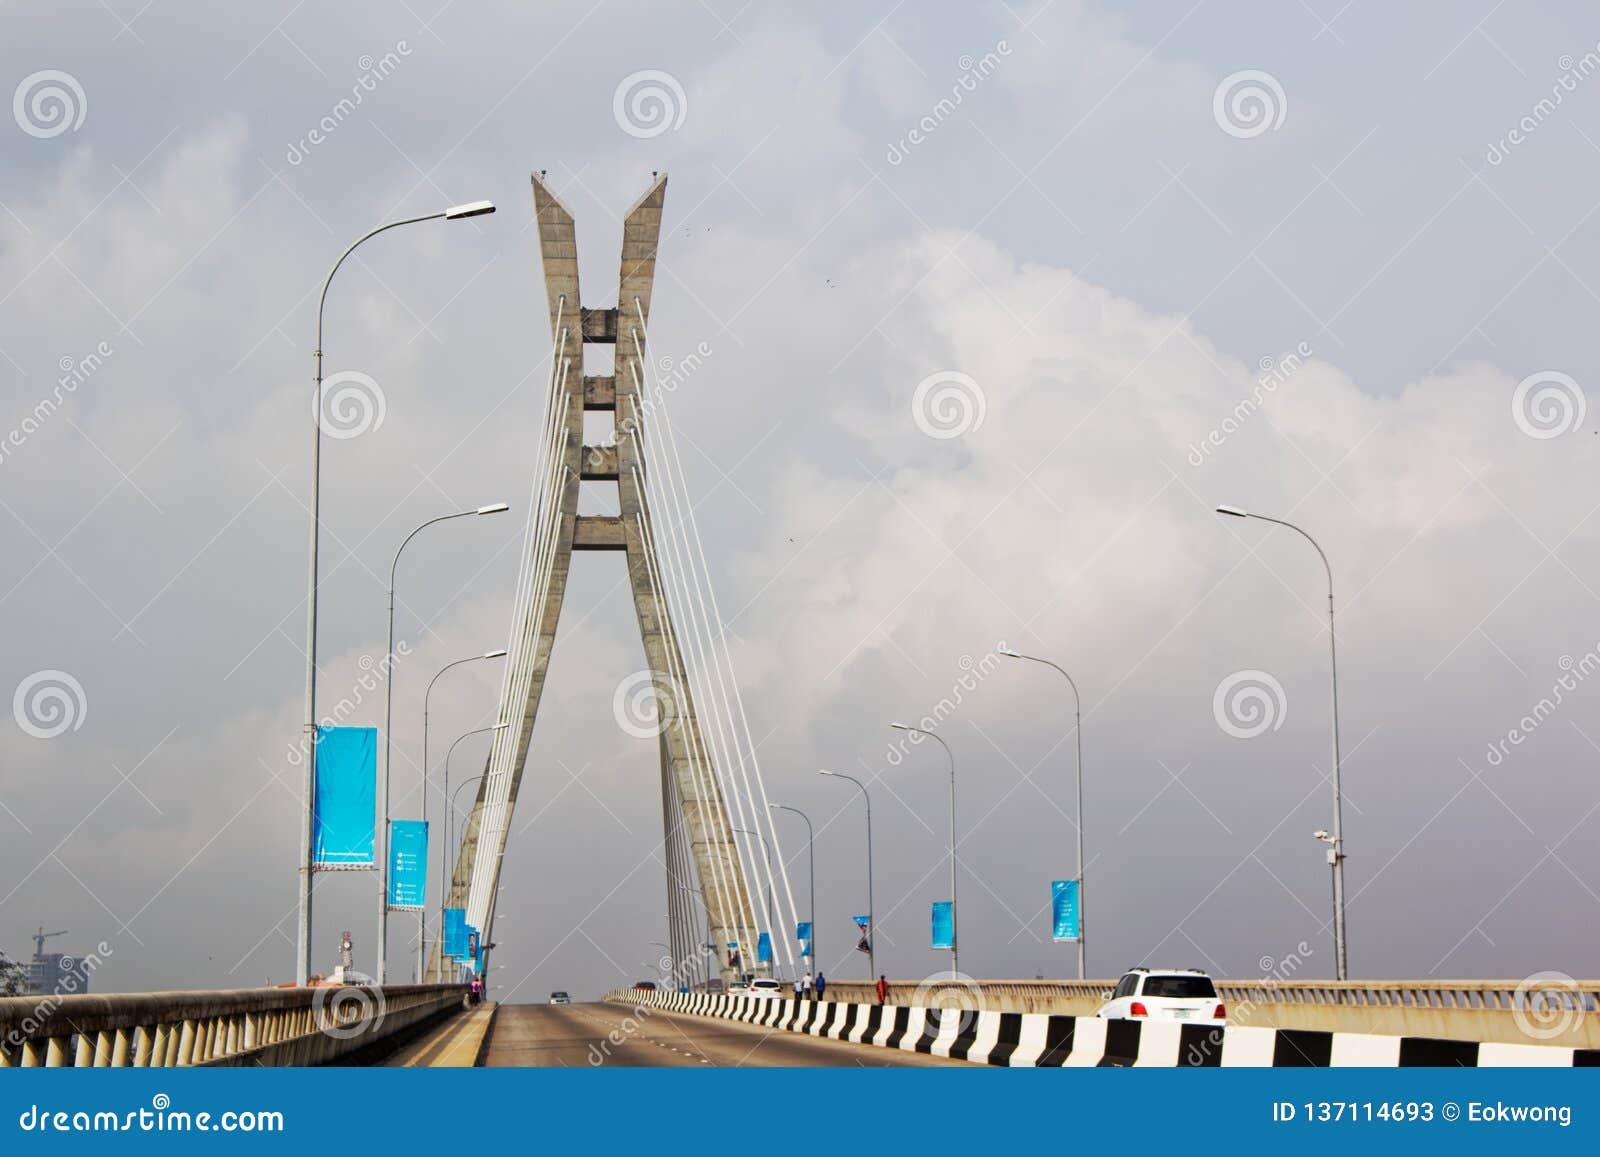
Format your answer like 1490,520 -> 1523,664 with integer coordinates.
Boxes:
818,978 -> 1600,1049
0,984 -> 469,1067
609,989 -> 1597,1067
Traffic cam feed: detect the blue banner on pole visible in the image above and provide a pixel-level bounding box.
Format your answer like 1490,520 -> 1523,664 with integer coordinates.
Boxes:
1052,879 -> 1081,942
312,726 -> 376,866
756,931 -> 772,963
852,915 -> 870,929
931,900 -> 954,949
443,907 -> 467,958
387,820 -> 428,909
796,921 -> 812,958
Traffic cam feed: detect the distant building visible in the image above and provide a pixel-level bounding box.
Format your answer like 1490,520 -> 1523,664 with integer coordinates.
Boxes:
26,952 -> 90,997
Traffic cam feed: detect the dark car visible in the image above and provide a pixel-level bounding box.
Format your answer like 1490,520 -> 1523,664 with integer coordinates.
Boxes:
632,980 -> 658,991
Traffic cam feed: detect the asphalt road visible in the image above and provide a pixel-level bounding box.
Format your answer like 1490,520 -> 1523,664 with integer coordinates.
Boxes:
482,1002 -> 973,1067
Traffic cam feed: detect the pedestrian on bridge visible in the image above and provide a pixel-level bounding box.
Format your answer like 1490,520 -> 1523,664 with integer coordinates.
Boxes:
875,975 -> 888,1005
793,976 -> 803,1001
815,972 -> 827,1001
802,970 -> 814,998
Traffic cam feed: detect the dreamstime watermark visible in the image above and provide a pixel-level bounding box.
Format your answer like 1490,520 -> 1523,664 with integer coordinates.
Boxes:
0,341 -> 114,469
3,941 -> 114,1051
1486,47 -> 1600,166
13,70 -> 86,138
1184,941 -> 1313,1065
1510,370 -> 1585,439
612,669 -> 680,740
885,40 -> 1011,165
1482,647 -> 1600,767
313,370 -> 387,440
312,984 -> 385,1040
885,647 -> 1006,767
1212,70 -> 1286,139
1511,971 -> 1584,1041
911,370 -> 986,440
1187,341 -> 1312,466
1212,669 -> 1287,739
615,341 -> 713,444
612,70 -> 687,139
12,670 -> 87,739
16,1093 -> 283,1134
284,645 -> 410,767
586,1004 -> 654,1065
911,970 -> 983,1040
286,43 -> 413,165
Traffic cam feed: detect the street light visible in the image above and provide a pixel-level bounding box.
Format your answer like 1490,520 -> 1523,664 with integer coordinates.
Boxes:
998,646 -> 1087,979
298,199 -> 497,986
379,505 -> 509,982
818,770 -> 874,980
415,648 -> 506,980
1215,504 -> 1348,980
770,803 -> 815,969
891,722 -> 959,979
732,827 -> 778,965
435,723 -> 507,980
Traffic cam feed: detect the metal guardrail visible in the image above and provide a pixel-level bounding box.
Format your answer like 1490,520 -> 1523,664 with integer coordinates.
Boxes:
0,984 -> 468,1068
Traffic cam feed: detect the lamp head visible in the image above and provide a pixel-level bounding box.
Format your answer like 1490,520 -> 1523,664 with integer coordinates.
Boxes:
889,722 -> 913,732
1215,504 -> 1249,519
445,200 -> 496,220
477,502 -> 511,515
483,649 -> 508,659
997,646 -> 1021,658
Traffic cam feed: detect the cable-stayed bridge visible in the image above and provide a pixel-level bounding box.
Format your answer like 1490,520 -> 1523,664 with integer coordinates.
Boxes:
1,173 -> 1594,1071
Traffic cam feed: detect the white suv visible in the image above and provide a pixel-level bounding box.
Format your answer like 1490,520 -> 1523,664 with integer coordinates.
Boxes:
746,978 -> 785,1000
1097,968 -> 1226,1023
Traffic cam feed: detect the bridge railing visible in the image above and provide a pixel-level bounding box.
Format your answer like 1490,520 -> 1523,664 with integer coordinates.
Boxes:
0,984 -> 468,1067
811,978 -> 1600,1048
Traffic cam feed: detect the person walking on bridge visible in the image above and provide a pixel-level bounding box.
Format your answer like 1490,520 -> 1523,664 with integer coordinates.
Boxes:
793,976 -> 803,1001
875,974 -> 888,1005
815,971 -> 827,1001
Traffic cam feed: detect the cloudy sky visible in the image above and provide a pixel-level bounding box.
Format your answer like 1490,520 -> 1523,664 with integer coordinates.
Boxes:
3,1 -> 1599,999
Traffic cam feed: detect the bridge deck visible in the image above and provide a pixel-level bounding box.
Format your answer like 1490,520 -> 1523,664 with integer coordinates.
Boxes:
482,1003 -> 971,1067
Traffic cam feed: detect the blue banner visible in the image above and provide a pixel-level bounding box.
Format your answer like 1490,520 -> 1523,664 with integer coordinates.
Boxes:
387,820 -> 428,909
796,921 -> 812,958
931,900 -> 954,949
756,931 -> 772,963
852,914 -> 870,929
312,726 -> 376,866
1052,878 -> 1081,942
443,907 -> 467,958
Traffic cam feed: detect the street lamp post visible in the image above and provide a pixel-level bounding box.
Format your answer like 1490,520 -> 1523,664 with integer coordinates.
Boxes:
818,770 -> 874,980
1216,504 -> 1348,980
379,505 -> 508,982
417,648 -> 506,980
436,723 -> 507,980
732,827 -> 778,966
891,723 -> 958,980
998,647 -> 1087,979
770,804 -> 815,970
298,198 -> 496,986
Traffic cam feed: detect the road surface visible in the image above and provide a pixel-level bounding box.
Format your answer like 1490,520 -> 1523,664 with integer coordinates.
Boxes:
482,1002 -> 973,1067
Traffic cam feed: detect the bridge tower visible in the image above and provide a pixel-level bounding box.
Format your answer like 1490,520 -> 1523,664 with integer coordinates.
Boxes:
430,173 -> 760,986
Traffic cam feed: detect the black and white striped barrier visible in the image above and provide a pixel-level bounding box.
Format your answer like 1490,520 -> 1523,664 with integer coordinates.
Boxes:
608,991 -> 1598,1067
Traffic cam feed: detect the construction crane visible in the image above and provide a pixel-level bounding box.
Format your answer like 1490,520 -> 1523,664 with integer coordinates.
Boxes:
32,927 -> 67,958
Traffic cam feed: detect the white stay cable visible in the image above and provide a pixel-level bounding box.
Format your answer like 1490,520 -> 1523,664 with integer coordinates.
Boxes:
626,464 -> 753,961
456,301 -> 565,922
467,346 -> 572,926
623,387 -> 771,962
624,361 -> 796,974
630,304 -> 802,964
